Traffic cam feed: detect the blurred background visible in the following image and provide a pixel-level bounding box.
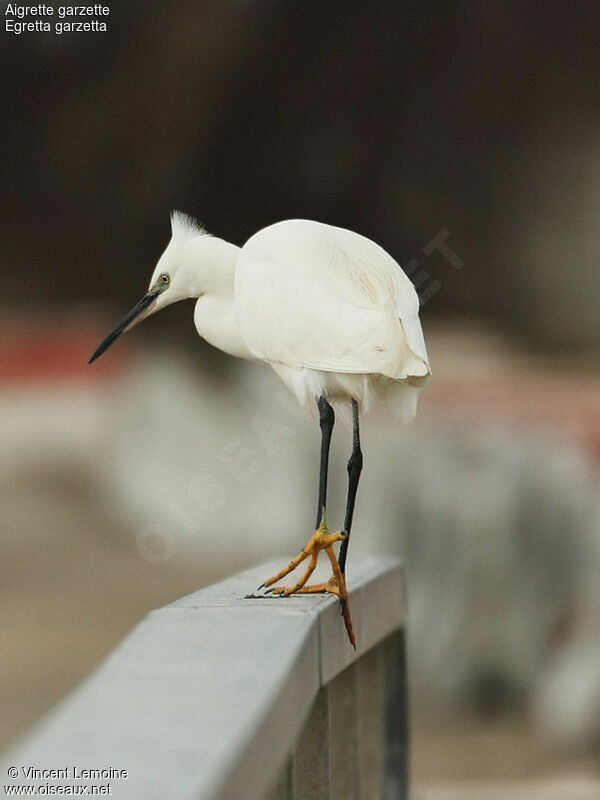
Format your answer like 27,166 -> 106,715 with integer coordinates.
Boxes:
1,1 -> 600,796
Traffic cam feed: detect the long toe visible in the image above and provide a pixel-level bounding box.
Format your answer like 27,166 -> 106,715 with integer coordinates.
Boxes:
297,575 -> 355,647
294,582 -> 335,595
342,603 -> 356,648
259,547 -> 312,590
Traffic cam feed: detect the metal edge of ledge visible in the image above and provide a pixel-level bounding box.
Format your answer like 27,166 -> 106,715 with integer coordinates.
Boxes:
0,555 -> 406,800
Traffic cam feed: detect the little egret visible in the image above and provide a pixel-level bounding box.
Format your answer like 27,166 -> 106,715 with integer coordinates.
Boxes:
89,212 -> 430,645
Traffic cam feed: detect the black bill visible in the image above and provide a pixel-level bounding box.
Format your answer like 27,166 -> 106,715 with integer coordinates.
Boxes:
88,289 -> 159,364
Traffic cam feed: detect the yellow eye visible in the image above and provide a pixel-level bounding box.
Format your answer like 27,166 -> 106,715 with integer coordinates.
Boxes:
160,273 -> 170,285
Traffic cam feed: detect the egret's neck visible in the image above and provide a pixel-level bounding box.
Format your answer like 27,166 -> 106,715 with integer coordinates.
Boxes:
191,237 -> 253,360
190,236 -> 240,298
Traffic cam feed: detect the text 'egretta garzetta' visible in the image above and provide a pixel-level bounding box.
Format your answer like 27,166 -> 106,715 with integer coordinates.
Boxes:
89,213 -> 431,645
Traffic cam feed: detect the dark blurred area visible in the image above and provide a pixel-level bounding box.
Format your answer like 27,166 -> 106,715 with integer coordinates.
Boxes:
2,2 -> 600,796
3,0 -> 600,348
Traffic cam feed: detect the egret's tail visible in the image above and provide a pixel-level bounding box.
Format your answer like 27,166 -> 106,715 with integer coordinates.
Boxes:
328,374 -> 423,426
376,375 -> 422,425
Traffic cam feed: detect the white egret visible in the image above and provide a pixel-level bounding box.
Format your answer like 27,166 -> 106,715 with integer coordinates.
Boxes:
89,212 -> 431,645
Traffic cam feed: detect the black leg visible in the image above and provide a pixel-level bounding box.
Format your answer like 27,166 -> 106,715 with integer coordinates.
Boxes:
316,395 -> 335,528
338,399 -> 362,574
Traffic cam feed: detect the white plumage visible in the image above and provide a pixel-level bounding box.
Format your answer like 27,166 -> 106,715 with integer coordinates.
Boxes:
90,211 -> 430,421
235,219 -> 430,421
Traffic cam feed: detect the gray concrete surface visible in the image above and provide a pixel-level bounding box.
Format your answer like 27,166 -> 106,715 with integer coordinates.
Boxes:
0,556 -> 406,800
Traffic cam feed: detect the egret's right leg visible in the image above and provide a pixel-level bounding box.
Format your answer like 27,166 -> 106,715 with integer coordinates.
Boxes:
256,396 -> 356,646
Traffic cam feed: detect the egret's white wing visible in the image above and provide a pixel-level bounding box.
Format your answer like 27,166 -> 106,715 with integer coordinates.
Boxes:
235,220 -> 430,379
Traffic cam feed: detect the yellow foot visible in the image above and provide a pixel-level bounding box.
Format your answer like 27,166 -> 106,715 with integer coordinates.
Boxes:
260,516 -> 344,596
258,517 -> 356,648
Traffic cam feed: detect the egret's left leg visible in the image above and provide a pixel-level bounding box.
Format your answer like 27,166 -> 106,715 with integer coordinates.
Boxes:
256,396 -> 357,646
338,399 -> 363,575
258,395 -> 336,593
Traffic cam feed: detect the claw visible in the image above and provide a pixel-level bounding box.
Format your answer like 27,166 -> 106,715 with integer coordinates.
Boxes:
339,587 -> 347,615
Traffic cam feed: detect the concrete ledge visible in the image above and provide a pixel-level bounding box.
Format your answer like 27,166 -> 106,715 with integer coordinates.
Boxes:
1,555 -> 406,800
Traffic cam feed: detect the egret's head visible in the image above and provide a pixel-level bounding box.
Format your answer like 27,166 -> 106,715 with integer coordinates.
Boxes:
89,211 -> 208,364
